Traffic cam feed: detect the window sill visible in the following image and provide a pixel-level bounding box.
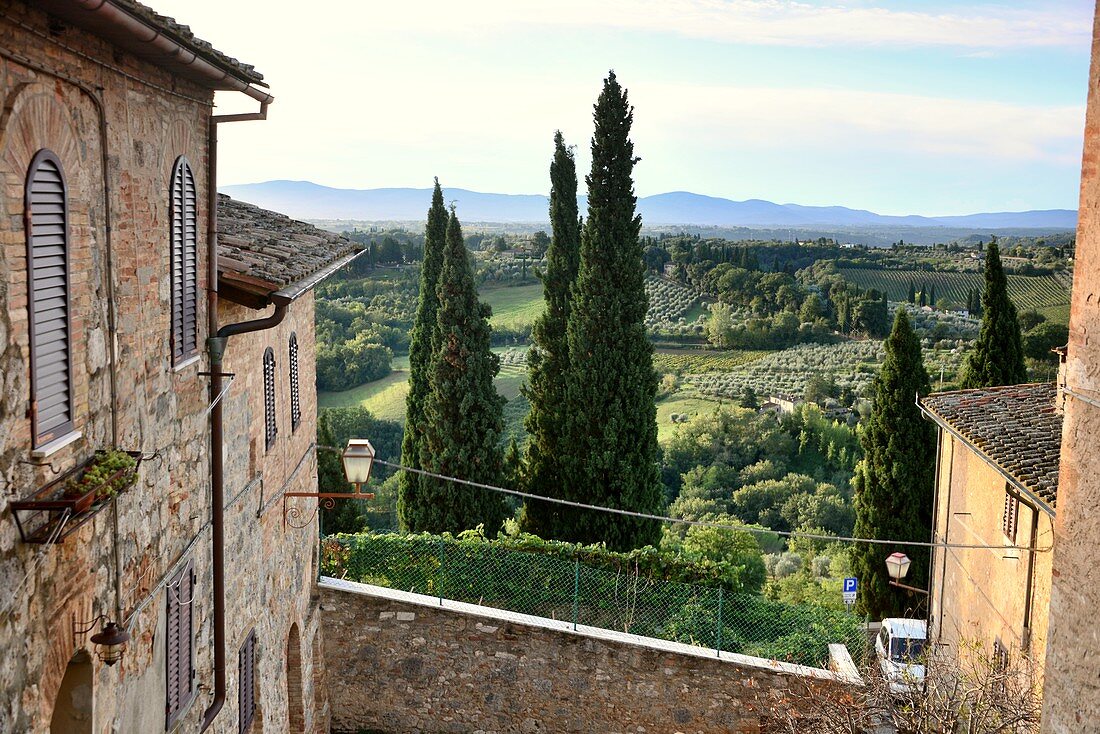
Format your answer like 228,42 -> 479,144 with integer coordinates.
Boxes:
173,354 -> 201,373
30,430 -> 82,459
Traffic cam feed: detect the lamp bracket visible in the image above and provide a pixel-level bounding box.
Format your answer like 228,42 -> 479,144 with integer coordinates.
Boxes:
282,490 -> 376,530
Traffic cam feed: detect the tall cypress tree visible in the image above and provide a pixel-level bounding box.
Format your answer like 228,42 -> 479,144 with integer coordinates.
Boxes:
851,310 -> 935,619
907,282 -> 915,304
959,238 -> 1026,388
521,131 -> 581,537
414,210 -> 508,534
560,71 -> 662,551
397,180 -> 448,530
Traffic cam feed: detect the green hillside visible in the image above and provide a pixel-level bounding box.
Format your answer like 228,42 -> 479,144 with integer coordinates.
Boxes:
837,267 -> 1070,322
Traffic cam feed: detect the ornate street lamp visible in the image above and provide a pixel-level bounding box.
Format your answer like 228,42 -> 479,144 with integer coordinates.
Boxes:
75,616 -> 131,666
282,439 -> 376,529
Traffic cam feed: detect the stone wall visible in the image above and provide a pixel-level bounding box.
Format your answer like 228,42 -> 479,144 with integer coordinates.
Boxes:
0,3 -> 324,732
1043,1 -> 1100,729
319,578 -> 860,734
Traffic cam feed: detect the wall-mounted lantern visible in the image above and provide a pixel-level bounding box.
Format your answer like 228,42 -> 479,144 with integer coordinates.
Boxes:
75,616 -> 130,666
283,440 -> 376,529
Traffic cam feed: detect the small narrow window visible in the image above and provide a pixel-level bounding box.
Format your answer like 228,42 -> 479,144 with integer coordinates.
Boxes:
170,156 -> 198,364
238,629 -> 257,733
264,347 -> 277,450
1002,486 -> 1020,543
26,150 -> 74,447
289,333 -> 301,432
166,561 -> 196,729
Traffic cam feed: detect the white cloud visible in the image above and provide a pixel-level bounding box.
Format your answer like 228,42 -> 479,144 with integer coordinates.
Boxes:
364,0 -> 1090,50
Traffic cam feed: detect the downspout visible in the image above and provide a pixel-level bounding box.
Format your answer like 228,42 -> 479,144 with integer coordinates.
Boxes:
1021,499 -> 1041,653
927,425 -> 943,630
201,102 -> 271,732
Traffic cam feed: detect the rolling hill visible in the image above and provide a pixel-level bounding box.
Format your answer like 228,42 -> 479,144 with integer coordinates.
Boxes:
219,180 -> 1077,231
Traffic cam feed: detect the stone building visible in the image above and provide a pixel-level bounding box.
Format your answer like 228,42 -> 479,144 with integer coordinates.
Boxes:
918,384 -> 1061,692
1043,1 -> 1100,728
0,2 -> 356,731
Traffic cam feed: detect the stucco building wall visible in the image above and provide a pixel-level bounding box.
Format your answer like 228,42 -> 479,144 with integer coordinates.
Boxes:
930,435 -> 1054,685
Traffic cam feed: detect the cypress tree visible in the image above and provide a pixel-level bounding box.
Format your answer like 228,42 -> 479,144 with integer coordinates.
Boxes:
397,180 -> 448,530
559,71 -> 662,551
959,239 -> 1027,388
919,283 -> 927,307
929,284 -> 936,308
521,131 -> 581,537
907,282 -> 915,304
851,310 -> 935,619
415,210 -> 508,534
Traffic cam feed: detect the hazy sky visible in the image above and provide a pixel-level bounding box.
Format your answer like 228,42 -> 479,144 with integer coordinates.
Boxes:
155,0 -> 1094,215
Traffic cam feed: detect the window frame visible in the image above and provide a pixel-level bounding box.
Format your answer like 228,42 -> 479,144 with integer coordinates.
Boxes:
289,332 -> 301,433
25,149 -> 75,448
170,156 -> 199,366
238,629 -> 257,734
1002,485 -> 1020,544
263,346 -> 277,450
165,560 -> 197,729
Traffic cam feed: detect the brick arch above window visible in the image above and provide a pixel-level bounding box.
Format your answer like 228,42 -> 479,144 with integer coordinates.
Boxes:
263,346 -> 277,450
25,149 -> 74,447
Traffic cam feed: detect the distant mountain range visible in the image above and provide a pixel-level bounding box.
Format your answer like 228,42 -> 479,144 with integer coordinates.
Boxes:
219,180 -> 1077,231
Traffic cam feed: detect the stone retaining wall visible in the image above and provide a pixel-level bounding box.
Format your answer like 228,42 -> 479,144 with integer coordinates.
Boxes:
320,578 -> 860,734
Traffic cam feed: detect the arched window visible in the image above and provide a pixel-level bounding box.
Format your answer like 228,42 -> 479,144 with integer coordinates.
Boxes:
26,150 -> 74,447
289,333 -> 301,432
170,156 -> 198,364
263,347 -> 277,450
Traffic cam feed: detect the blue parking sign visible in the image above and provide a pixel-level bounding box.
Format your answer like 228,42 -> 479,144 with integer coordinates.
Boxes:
842,577 -> 858,603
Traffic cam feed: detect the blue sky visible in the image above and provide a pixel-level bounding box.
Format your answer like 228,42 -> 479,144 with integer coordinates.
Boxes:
156,0 -> 1094,215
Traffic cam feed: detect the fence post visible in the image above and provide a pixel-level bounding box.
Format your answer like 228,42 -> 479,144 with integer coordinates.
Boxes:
572,556 -> 580,631
437,538 -> 445,606
716,587 -> 724,658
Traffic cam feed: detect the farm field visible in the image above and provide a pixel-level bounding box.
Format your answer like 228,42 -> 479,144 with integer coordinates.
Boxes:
482,284 -> 545,331
654,348 -> 771,375
655,392 -> 722,443
837,267 -> 1070,322
319,346 -> 530,425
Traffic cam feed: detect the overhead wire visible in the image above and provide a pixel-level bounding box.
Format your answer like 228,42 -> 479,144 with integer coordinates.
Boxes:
372,458 -> 1053,553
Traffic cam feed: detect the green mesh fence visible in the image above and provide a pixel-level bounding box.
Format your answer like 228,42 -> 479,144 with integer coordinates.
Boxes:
320,532 -> 865,669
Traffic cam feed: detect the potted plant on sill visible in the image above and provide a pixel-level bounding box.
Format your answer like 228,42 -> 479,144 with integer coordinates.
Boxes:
59,450 -> 140,513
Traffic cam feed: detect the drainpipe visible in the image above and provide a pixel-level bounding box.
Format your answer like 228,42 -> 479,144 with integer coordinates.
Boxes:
1021,499 -> 1041,653
201,101 -> 271,732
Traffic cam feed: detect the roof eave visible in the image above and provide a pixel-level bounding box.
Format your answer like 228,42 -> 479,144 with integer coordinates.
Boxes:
217,247 -> 365,309
917,398 -> 1056,518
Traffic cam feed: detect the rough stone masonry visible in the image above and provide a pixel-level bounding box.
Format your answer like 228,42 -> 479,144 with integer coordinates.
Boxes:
320,579 -> 859,734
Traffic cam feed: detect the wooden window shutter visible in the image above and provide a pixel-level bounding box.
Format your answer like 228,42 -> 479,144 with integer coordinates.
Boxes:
166,560 -> 196,729
170,157 -> 198,364
289,333 -> 301,432
1002,486 -> 1020,543
238,629 -> 257,733
264,347 -> 277,449
25,150 -> 74,447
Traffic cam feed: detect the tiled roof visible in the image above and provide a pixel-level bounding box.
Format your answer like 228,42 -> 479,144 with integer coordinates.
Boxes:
37,0 -> 265,88
112,0 -> 265,84
217,195 -> 360,301
920,383 -> 1062,511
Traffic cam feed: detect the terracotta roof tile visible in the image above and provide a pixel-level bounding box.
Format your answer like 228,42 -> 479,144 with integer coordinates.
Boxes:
920,383 -> 1062,509
217,194 -> 359,292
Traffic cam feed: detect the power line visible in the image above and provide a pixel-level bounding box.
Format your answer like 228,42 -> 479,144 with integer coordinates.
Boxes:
373,458 -> 1052,553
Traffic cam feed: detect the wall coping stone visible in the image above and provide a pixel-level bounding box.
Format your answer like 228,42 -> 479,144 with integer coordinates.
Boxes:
319,576 -> 860,684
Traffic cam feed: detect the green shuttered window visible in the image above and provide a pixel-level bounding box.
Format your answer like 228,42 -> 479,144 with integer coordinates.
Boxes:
25,150 -> 74,447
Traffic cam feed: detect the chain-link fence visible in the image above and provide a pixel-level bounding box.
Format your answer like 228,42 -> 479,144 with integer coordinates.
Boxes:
321,532 -> 865,669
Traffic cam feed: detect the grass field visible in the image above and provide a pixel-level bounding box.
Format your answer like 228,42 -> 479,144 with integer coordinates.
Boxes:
655,393 -> 722,444
654,348 -> 771,375
482,284 -> 545,331
837,267 -> 1070,322
319,347 -> 530,424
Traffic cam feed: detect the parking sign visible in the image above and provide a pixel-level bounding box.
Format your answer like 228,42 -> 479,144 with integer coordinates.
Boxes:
842,577 -> 858,603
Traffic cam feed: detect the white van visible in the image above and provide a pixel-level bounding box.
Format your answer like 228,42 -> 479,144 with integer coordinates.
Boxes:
876,618 -> 927,695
